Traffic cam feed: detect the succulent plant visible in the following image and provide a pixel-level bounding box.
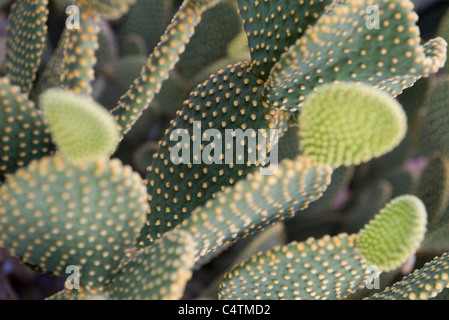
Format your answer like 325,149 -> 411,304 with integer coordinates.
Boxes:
0,0 -> 449,302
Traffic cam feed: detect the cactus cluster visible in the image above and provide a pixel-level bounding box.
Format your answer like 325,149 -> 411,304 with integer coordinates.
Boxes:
0,0 -> 449,301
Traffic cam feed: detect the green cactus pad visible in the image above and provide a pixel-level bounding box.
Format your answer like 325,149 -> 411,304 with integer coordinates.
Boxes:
416,156 -> 449,223
370,251 -> 449,300
61,5 -> 100,96
357,195 -> 427,272
237,0 -> 332,79
177,155 -> 332,265
76,0 -> 136,20
421,209 -> 449,253
0,77 -> 53,180
111,0 -> 221,136
437,8 -> 449,74
0,155 -> 148,290
422,76 -> 449,157
264,0 -> 447,113
39,88 -> 120,162
106,230 -> 196,300
298,82 -> 407,167
138,62 -> 280,245
200,223 -> 287,299
219,233 -> 371,300
3,0 -> 49,94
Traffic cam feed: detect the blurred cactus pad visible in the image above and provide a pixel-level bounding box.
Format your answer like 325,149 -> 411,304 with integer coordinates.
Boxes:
1,0 -> 449,301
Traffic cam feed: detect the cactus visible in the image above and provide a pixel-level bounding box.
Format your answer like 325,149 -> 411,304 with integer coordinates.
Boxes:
0,0 -> 449,302
298,82 -> 407,167
2,0 -> 49,94
219,195 -> 427,300
0,77 -> 53,181
370,251 -> 449,300
39,88 -> 119,162
60,4 -> 100,96
357,195 -> 427,272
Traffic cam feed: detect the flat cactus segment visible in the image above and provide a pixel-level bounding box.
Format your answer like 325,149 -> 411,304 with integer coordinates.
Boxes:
76,0 -> 136,20
3,0 -> 49,94
421,37 -> 448,77
298,83 -> 407,167
139,62 -> 279,245
416,156 -> 449,224
106,230 -> 196,300
357,195 -> 427,272
0,77 -> 53,180
39,89 -> 119,162
264,0 -> 448,113
370,252 -> 449,300
111,0 -> 221,136
437,8 -> 449,73
0,155 -> 148,290
237,0 -> 333,79
219,234 -> 371,300
177,155 -> 332,265
421,208 -> 449,253
60,5 -> 100,96
422,76 -> 449,158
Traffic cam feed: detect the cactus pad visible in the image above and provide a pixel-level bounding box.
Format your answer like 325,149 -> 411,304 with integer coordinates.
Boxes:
0,155 -> 148,290
298,82 -> 407,167
40,88 -> 120,162
357,195 -> 427,272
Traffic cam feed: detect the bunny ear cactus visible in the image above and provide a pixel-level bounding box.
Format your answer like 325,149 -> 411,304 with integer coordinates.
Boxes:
60,4 -> 100,96
219,195 -> 427,300
298,82 -> 407,167
0,78 -> 53,181
421,76 -> 449,158
237,0 -> 333,79
39,89 -> 119,162
138,61 -> 281,245
370,251 -> 449,300
261,0 -> 446,113
0,155 -> 149,290
2,0 -> 49,95
356,195 -> 427,272
0,0 -> 448,301
111,0 -> 223,136
105,229 -> 197,300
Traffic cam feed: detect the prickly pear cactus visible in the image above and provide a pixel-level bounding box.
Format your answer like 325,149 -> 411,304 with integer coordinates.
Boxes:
0,0 -> 448,302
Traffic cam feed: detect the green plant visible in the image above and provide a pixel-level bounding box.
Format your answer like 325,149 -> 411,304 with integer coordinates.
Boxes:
0,0 -> 449,301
